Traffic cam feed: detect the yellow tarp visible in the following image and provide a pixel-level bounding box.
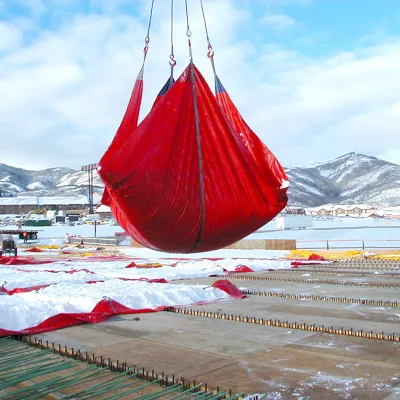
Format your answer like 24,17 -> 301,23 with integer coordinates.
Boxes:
286,249 -> 400,260
34,245 -> 60,249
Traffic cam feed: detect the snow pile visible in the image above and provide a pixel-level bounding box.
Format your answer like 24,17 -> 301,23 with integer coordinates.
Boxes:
0,256 -> 292,284
0,279 -> 232,333
0,237 -> 298,336
0,252 -> 257,335
0,268 -> 102,290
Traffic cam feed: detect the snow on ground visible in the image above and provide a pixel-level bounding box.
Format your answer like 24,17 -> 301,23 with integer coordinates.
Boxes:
120,247 -> 289,261
0,267 -> 102,290
249,226 -> 400,241
247,217 -> 400,248
0,279 -> 233,332
2,215 -> 400,245
2,242 -> 274,333
0,239 -> 293,334
0,253 -> 292,290
0,215 -> 398,335
1,222 -> 122,239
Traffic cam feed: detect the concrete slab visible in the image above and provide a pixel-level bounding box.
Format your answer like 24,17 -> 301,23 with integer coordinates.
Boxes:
229,270 -> 400,285
33,264 -> 400,399
174,276 -> 400,301
184,296 -> 400,335
36,313 -> 400,399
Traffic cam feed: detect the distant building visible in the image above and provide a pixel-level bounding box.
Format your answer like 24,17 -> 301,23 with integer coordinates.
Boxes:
0,195 -> 101,215
95,204 -> 113,219
282,206 -> 306,215
309,204 -> 376,216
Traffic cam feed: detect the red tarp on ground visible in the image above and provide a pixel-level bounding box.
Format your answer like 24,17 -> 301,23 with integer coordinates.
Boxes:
0,256 -> 55,265
0,279 -> 243,336
99,63 -> 288,253
308,254 -> 326,261
25,247 -> 42,252
0,284 -> 51,295
223,265 -> 255,273
291,253 -> 330,267
0,278 -> 168,296
0,299 -> 163,336
212,280 -> 246,299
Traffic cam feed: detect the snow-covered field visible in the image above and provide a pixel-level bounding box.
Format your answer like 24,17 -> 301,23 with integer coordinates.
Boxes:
0,234 -> 293,335
0,247 -> 257,334
0,216 -> 399,335
0,222 -> 122,240
1,279 -> 235,333
248,216 -> 400,249
2,215 -> 400,245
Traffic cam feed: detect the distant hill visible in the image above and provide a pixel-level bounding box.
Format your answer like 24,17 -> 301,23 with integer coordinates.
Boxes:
1,152 -> 400,207
0,164 -> 102,197
286,153 -> 400,206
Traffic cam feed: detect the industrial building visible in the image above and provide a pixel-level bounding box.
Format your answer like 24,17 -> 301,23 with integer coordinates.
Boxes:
0,195 -> 101,215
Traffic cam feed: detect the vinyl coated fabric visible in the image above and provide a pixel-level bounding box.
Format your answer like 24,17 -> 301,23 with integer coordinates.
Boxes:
100,70 -> 173,235
99,63 -> 288,253
0,279 -> 242,336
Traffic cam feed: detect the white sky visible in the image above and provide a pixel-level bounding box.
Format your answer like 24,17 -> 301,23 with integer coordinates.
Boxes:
1,0 -> 400,170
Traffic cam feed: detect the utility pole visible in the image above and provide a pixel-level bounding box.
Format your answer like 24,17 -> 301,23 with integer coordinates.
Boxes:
80,163 -> 98,214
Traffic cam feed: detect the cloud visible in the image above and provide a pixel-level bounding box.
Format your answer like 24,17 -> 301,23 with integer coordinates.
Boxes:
262,14 -> 297,30
0,0 -> 400,171
265,0 -> 313,9
0,22 -> 23,51
234,0 -> 311,7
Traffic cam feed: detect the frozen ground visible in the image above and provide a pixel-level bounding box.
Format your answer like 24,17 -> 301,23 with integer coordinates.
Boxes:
2,215 -> 399,250
0,243 -> 293,334
0,222 -> 122,240
1,218 -> 399,398
1,279 -> 234,332
247,217 -> 400,249
1,215 -> 399,334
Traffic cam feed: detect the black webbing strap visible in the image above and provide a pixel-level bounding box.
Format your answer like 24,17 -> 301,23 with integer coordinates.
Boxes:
188,63 -> 206,252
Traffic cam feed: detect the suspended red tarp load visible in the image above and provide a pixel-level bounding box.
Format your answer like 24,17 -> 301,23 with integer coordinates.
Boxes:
98,1 -> 288,253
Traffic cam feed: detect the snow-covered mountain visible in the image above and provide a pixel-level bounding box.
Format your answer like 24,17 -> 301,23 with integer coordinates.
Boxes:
1,152 -> 400,206
0,164 -> 102,197
286,153 -> 400,206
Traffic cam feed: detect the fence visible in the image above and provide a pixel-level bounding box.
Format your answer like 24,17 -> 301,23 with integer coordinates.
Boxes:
69,237 -> 400,250
69,236 -> 125,246
296,239 -> 400,250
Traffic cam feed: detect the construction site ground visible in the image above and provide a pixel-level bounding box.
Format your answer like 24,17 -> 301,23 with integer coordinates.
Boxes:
30,256 -> 400,400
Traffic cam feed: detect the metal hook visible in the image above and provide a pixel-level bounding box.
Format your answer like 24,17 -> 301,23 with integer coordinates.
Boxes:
169,55 -> 177,66
143,36 -> 150,54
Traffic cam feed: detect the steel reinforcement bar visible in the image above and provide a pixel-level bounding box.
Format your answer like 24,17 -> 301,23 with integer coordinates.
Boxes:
228,274 -> 400,288
164,308 -> 400,342
332,259 -> 400,265
13,336 -> 242,399
242,289 -> 399,307
274,268 -> 400,277
295,263 -> 399,270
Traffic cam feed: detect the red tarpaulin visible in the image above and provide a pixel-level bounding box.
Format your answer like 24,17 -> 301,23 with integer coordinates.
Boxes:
0,279 -> 242,336
99,63 -> 288,253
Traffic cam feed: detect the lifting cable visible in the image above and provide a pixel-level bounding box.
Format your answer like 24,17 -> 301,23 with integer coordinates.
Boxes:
199,0 -> 217,75
184,0 -> 206,252
142,0 -> 155,64
169,0 -> 176,77
184,0 -> 193,61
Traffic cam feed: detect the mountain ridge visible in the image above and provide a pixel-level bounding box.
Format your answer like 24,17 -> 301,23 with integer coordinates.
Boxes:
286,152 -> 400,206
1,153 -> 400,207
